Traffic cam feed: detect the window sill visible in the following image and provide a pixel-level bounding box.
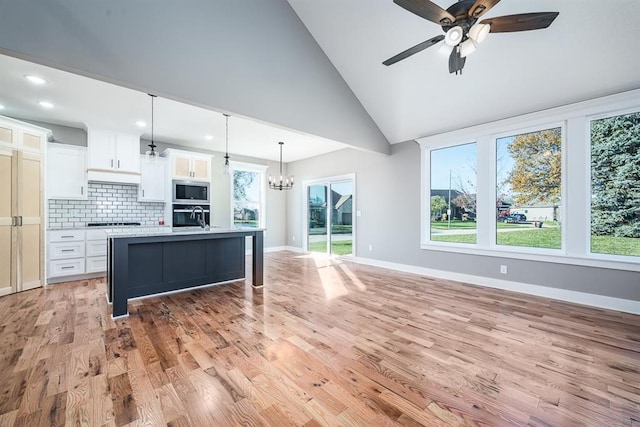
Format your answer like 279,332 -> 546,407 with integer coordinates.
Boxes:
420,242 -> 640,272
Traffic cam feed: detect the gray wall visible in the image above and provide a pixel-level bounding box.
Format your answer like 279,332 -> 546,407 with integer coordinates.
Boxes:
19,119 -> 86,146
0,0 -> 389,155
286,142 -> 640,302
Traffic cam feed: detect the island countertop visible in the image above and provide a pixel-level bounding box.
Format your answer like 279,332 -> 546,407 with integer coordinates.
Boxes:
105,226 -> 265,238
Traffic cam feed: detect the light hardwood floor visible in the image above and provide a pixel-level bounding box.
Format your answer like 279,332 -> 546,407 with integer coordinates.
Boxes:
0,251 -> 638,426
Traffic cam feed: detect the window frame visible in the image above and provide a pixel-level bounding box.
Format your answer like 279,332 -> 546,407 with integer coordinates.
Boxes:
418,89 -> 640,272
586,107 -> 640,264
229,161 -> 268,229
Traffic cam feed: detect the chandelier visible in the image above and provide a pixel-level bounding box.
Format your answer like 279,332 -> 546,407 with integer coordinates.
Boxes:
268,142 -> 294,190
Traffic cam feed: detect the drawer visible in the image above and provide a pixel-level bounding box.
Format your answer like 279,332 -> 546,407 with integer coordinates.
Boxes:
49,229 -> 85,242
49,242 -> 85,260
86,256 -> 107,273
86,240 -> 107,257
86,229 -> 107,241
48,259 -> 85,278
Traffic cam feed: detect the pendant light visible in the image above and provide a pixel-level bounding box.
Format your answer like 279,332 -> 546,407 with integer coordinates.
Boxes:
223,113 -> 230,175
145,94 -> 159,163
268,142 -> 294,190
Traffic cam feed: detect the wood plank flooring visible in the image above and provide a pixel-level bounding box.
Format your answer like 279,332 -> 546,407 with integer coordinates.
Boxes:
0,251 -> 638,426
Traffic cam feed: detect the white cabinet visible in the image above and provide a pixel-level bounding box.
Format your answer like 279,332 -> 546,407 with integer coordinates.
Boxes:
85,229 -> 107,273
139,156 -> 167,202
47,144 -> 87,200
47,228 -> 108,279
87,128 -> 141,184
48,229 -> 86,278
163,148 -> 211,182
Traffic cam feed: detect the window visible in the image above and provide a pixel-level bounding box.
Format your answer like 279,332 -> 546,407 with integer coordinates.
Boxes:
430,142 -> 477,244
419,89 -> 640,271
230,162 -> 267,229
496,127 -> 562,249
590,111 -> 640,257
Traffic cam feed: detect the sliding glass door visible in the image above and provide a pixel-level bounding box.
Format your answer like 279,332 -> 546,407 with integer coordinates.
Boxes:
306,177 -> 354,256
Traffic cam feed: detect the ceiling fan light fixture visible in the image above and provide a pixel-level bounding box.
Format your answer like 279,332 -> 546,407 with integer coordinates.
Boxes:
459,39 -> 477,58
468,23 -> 490,44
437,41 -> 454,56
444,26 -> 463,46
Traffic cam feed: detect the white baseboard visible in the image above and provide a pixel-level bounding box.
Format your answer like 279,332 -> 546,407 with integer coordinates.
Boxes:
351,256 -> 640,315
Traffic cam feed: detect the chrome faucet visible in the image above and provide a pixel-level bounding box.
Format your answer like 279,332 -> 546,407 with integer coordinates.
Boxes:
190,206 -> 206,228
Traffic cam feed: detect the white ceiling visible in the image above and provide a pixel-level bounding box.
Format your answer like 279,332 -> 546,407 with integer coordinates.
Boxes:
287,0 -> 640,143
0,53 -> 348,162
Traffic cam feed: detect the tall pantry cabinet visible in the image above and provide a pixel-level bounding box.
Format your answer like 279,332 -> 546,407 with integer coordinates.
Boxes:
0,116 -> 48,297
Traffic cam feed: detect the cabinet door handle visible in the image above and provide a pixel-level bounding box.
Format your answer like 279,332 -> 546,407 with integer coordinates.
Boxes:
17,216 -> 22,226
118,160 -> 120,169
111,159 -> 114,168
142,189 -> 145,197
11,216 -> 16,227
81,186 -> 84,195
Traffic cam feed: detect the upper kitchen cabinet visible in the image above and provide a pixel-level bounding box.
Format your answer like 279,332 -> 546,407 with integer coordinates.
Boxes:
0,121 -> 45,154
138,156 -> 167,202
163,148 -> 212,182
48,144 -> 87,200
87,128 -> 141,184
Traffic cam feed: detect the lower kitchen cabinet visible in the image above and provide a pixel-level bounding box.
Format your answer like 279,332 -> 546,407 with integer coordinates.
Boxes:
47,229 -> 108,280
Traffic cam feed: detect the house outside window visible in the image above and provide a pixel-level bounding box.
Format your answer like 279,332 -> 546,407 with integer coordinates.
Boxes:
230,161 -> 267,229
418,89 -> 640,271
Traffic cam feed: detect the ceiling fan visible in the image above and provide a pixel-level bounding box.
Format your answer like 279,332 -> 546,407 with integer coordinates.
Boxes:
383,0 -> 559,74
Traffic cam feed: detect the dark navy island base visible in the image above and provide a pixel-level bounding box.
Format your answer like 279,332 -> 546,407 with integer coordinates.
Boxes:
107,229 -> 264,318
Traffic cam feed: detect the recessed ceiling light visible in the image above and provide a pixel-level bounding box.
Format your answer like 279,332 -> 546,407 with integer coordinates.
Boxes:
38,101 -> 54,108
205,135 -> 213,140
136,121 -> 147,128
0,104 -> 5,110
25,75 -> 46,85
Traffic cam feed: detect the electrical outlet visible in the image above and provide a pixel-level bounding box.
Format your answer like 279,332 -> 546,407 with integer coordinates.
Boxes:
500,265 -> 508,274
369,244 -> 373,251
292,235 -> 295,241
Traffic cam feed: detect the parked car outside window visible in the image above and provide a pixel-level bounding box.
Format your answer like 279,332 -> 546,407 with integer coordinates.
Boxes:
503,213 -> 527,223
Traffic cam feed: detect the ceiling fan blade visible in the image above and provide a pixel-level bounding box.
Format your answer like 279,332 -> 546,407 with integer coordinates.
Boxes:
448,48 -> 466,74
468,0 -> 501,19
383,35 -> 444,66
481,12 -> 559,33
394,0 -> 456,25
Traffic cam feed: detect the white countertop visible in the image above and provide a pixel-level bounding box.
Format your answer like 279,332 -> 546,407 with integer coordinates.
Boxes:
105,226 -> 263,238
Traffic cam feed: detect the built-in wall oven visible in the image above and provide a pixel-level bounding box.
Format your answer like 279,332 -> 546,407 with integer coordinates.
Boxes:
172,180 -> 210,204
172,204 -> 210,228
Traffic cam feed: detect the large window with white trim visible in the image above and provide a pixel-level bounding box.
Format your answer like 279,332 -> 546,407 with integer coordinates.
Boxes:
496,127 -> 562,249
590,111 -> 640,257
230,162 -> 267,229
430,142 -> 477,244
419,89 -> 640,271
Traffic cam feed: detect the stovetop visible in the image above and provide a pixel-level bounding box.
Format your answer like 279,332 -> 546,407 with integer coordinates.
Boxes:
86,222 -> 141,227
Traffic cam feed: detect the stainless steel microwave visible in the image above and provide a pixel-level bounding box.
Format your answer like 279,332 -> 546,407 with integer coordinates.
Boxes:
172,180 -> 210,204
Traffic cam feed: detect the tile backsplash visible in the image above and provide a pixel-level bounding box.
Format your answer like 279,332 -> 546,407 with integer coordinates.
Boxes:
48,183 -> 165,228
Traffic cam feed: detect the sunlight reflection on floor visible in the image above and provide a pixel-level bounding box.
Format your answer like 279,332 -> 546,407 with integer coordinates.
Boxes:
295,252 -> 367,300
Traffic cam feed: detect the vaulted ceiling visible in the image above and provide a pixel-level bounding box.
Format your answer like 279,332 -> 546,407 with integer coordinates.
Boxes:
0,0 -> 639,159
287,0 -> 640,143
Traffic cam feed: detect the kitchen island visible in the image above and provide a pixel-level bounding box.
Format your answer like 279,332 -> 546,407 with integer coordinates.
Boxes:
107,227 -> 263,318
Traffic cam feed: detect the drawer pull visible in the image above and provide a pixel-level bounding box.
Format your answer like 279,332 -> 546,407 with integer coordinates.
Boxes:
61,266 -> 74,270
61,235 -> 74,238
61,249 -> 75,252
